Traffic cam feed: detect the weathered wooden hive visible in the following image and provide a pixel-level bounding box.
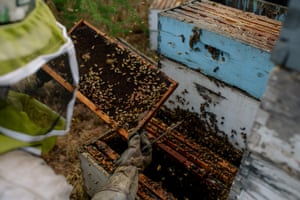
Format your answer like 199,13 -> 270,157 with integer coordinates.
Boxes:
151,1 -> 294,199
158,0 -> 282,99
157,0 -> 284,151
150,0 -> 287,51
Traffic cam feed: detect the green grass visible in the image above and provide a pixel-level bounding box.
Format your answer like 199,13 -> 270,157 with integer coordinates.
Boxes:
52,0 -> 81,28
52,0 -> 148,36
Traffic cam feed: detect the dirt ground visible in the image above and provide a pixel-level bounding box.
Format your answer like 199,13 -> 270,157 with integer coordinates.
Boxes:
43,103 -> 110,199
43,1 -> 157,199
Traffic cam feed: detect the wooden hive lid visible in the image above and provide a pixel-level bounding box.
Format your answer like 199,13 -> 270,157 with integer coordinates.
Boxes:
151,0 -> 188,10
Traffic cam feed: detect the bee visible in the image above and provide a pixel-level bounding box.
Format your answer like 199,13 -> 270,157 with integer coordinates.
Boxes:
179,34 -> 185,43
213,66 -> 220,72
189,27 -> 201,49
82,52 -> 91,62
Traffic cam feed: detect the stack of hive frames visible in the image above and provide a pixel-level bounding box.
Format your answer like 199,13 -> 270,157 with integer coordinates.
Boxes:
144,117 -> 240,199
81,113 -> 241,200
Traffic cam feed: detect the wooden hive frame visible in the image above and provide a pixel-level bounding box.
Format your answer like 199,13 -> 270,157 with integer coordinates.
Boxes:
44,20 -> 178,138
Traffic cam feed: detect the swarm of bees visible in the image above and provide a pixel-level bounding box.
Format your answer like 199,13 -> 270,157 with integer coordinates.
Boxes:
145,117 -> 238,200
155,106 -> 243,167
70,23 -> 174,130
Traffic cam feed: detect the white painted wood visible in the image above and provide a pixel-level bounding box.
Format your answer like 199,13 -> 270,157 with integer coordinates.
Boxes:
160,57 -> 260,149
79,152 -> 109,197
230,153 -> 300,200
248,67 -> 300,173
148,9 -> 160,50
229,67 -> 300,200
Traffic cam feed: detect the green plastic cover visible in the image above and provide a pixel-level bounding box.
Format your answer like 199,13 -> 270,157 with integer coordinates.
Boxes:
0,90 -> 65,154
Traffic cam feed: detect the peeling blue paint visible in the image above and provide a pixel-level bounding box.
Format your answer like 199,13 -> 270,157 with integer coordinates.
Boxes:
158,15 -> 275,99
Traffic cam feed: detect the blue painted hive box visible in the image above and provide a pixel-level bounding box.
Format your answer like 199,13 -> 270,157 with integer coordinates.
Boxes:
158,0 -> 281,99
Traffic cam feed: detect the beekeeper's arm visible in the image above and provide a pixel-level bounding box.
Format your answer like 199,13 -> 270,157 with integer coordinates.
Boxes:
0,150 -> 72,200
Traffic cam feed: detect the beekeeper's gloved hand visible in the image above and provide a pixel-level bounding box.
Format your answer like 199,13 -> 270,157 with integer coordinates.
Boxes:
115,130 -> 152,171
92,131 -> 152,200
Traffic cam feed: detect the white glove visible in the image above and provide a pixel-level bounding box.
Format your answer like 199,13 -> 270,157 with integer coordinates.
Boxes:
92,131 -> 152,200
115,131 -> 152,171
